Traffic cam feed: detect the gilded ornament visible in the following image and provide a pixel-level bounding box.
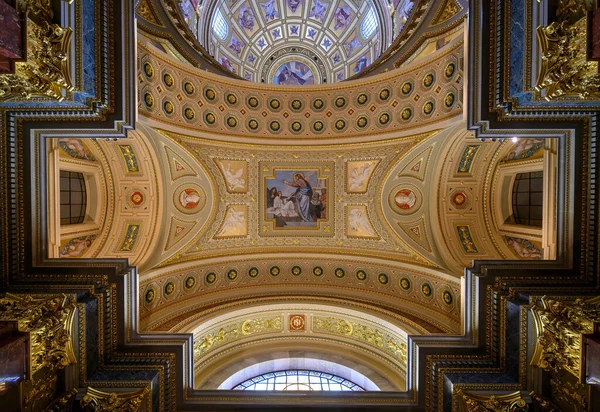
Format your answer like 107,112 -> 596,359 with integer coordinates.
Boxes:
312,98 -> 325,110
356,116 -> 368,128
80,387 -> 149,411
356,270 -> 367,281
399,277 -> 411,290
143,92 -> 154,108
163,100 -> 174,114
290,99 -> 303,111
313,266 -> 324,276
444,92 -> 455,108
422,73 -> 435,88
401,81 -> 413,95
247,96 -> 259,108
269,98 -> 281,110
422,100 -> 435,115
143,62 -> 154,78
270,266 -> 280,276
184,107 -> 195,120
204,88 -> 216,100
457,389 -> 529,412
421,283 -> 433,297
401,107 -> 412,120
145,289 -> 155,303
226,116 -> 238,128
335,96 -> 346,108
248,267 -> 259,278
205,112 -> 216,124
378,273 -> 389,285
334,268 -> 345,278
227,269 -> 238,280
205,272 -> 217,284
291,121 -> 303,132
248,119 -> 259,130
378,88 -> 390,100
291,266 -> 302,276
226,93 -> 238,105
442,291 -> 453,305
183,81 -> 195,95
185,276 -> 196,289
313,120 -> 324,131
269,120 -> 281,131
162,72 -> 174,87
356,93 -> 368,105
0,20 -> 74,101
335,119 -> 346,130
164,281 -> 175,296
444,62 -> 456,78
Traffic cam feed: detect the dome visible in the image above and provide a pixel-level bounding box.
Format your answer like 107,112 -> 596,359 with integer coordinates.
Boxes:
178,0 -> 416,83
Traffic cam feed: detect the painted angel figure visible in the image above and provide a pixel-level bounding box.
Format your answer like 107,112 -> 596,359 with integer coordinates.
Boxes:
287,0 -> 301,12
348,208 -> 375,236
309,0 -> 327,21
348,162 -> 375,191
238,4 -> 255,31
218,208 -> 246,236
260,0 -> 279,21
223,162 -> 245,191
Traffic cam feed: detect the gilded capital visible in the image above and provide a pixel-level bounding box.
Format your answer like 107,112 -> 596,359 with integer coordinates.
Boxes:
456,389 -> 529,412
80,387 -> 149,412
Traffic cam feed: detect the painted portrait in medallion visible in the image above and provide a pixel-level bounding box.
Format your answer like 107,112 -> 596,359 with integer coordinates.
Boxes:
260,164 -> 333,236
272,61 -> 316,85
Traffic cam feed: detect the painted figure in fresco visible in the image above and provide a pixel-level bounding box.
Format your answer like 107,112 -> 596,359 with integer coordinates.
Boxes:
60,234 -> 96,258
223,162 -> 245,191
348,207 -> 375,236
319,188 -> 327,219
267,187 -> 278,208
344,36 -> 361,56
276,66 -> 306,85
505,138 -> 544,161
353,56 -> 368,73
333,5 -> 352,30
287,0 -> 301,12
228,36 -> 244,55
348,161 -> 375,191
218,208 -> 246,236
238,3 -> 255,31
395,189 -> 416,210
309,192 -> 324,220
220,56 -> 236,73
59,138 -> 95,160
505,237 -> 542,259
260,0 -> 279,20
309,0 -> 327,21
282,172 -> 313,222
180,188 -> 202,208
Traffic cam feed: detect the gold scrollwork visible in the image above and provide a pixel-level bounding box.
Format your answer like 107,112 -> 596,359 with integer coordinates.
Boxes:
80,387 -> 149,412
456,389 -> 529,411
529,297 -> 600,381
535,1 -> 600,100
0,293 -> 77,376
0,18 -> 74,101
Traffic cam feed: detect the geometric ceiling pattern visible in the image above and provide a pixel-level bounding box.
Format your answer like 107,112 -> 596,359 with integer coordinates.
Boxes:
177,0 -> 415,83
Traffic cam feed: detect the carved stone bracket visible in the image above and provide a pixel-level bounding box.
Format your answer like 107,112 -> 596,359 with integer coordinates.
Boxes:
80,387 -> 150,412
529,296 -> 600,381
0,293 -> 78,377
456,389 -> 529,412
535,1 -> 600,100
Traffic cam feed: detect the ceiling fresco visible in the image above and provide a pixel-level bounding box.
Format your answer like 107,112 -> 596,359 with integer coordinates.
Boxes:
175,0 -> 415,83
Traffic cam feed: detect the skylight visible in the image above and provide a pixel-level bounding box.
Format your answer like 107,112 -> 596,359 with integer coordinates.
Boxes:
360,7 -> 378,40
212,9 -> 228,41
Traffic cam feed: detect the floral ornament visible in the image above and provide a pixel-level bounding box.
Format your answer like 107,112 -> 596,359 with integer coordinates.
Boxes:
333,54 -> 341,63
313,266 -> 324,276
248,267 -> 259,277
321,38 -> 332,49
399,277 -> 411,290
257,38 -> 267,48
356,270 -> 367,281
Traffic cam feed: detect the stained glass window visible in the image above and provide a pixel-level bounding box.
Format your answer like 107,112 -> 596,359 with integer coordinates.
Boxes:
360,7 -> 378,40
233,370 -> 366,391
212,9 -> 229,41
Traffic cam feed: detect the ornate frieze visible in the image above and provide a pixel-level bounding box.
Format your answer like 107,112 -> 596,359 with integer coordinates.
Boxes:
80,387 -> 150,412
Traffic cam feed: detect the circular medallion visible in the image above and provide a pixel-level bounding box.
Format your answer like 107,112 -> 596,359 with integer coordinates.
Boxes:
378,273 -> 389,285
291,121 -> 303,132
444,92 -> 455,108
290,315 -> 305,329
204,88 -> 216,101
248,267 -> 259,278
313,266 -> 323,276
163,73 -> 174,87
291,266 -> 302,276
334,96 -> 346,108
164,281 -> 175,296
247,96 -> 260,108
269,120 -> 281,132
378,112 -> 391,126
226,93 -> 238,105
401,81 -> 413,95
422,73 -> 435,88
143,62 -> 154,78
422,100 -> 435,115
452,191 -> 467,207
356,117 -> 368,128
205,112 -> 216,124
269,99 -> 281,110
356,93 -> 368,105
183,81 -> 195,95
205,272 -> 217,284
313,121 -> 324,132
185,276 -> 196,289
130,191 -> 144,206
334,119 -> 346,131
248,119 -> 259,131
443,291 -> 453,305
444,62 -> 456,79
184,107 -> 195,120
226,116 -> 238,128
163,100 -> 174,115
290,99 -> 303,111
227,269 -> 238,280
421,283 -> 433,297
270,266 -> 281,276
174,186 -> 206,214
394,189 -> 417,210
145,289 -> 155,303
312,98 -> 325,111
334,268 -> 345,278
356,270 -> 367,281
401,107 -> 412,121
378,88 -> 390,101
143,92 -> 154,108
400,277 -> 411,290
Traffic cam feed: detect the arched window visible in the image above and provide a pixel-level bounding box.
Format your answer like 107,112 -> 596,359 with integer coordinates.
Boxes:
212,9 -> 229,41
60,170 -> 87,225
360,7 -> 378,40
511,171 -> 543,227
233,370 -> 365,391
